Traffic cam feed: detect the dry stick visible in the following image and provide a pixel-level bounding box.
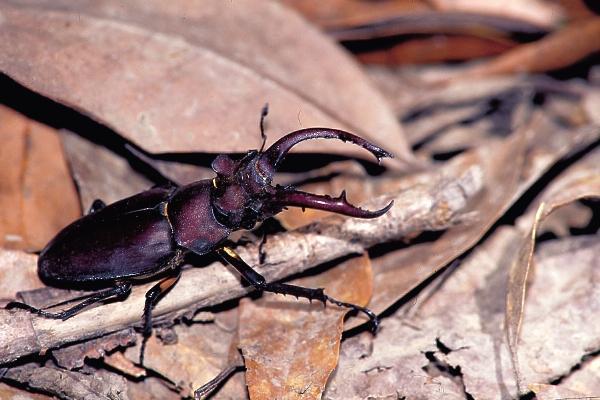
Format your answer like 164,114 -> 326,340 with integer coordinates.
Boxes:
0,166 -> 482,364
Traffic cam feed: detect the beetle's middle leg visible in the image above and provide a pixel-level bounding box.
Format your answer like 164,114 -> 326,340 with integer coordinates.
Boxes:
6,282 -> 132,320
217,246 -> 380,332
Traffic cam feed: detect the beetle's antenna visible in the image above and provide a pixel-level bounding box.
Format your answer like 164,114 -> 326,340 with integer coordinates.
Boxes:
259,103 -> 269,153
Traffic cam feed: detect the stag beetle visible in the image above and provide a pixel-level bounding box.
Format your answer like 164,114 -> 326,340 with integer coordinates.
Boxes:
7,107 -> 393,369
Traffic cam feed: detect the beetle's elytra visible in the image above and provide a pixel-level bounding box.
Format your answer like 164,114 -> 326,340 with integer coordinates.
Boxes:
7,109 -> 394,396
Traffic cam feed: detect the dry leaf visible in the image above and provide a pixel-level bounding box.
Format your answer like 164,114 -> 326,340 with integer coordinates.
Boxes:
0,0 -> 412,165
430,0 -> 563,28
457,18 -> 600,79
3,364 -> 129,400
0,249 -> 42,299
327,230 -> 599,398
123,322 -> 239,398
239,253 -> 372,400
366,117 -> 599,319
0,105 -> 80,251
505,148 -> 600,393
0,382 -> 52,399
356,34 -> 515,65
52,329 -> 136,370
60,130 -> 152,210
125,376 -> 180,400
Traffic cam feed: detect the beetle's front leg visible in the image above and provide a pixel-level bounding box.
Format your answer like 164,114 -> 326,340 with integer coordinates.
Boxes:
139,270 -> 181,366
217,246 -> 380,333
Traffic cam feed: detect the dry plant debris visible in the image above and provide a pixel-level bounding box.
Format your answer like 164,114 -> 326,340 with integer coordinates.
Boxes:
0,0 -> 599,399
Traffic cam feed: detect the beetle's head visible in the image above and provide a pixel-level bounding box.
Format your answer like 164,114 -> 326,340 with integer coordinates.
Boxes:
210,128 -> 394,230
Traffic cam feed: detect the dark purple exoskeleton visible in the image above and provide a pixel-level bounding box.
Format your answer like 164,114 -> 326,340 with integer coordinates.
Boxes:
7,111 -> 394,394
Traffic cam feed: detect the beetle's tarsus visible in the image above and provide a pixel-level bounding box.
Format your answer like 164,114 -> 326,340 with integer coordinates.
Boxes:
194,365 -> 242,399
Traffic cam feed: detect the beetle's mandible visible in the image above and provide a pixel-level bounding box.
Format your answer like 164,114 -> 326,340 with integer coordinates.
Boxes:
6,107 -> 394,388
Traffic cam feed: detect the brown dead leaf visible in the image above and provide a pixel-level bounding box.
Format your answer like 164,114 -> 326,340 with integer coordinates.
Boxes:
126,376 -> 179,400
0,249 -> 42,299
0,0 -> 412,165
0,105 -> 80,251
239,253 -> 372,400
457,18 -> 600,80
505,148 -> 600,393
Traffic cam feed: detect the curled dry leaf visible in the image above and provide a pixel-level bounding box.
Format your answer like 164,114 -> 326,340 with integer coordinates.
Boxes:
429,0 -> 563,28
456,18 -> 600,80
356,34 -> 516,65
505,148 -> 600,393
0,105 -> 80,251
239,253 -> 372,400
0,0 -> 412,166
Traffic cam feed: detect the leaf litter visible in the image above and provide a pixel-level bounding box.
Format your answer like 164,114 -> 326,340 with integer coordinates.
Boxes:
0,0 -> 599,399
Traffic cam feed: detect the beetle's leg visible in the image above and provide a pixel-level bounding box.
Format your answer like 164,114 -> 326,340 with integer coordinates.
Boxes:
259,103 -> 269,153
6,283 -> 132,320
194,365 -> 242,399
87,199 -> 107,215
217,247 -> 379,333
139,271 -> 181,366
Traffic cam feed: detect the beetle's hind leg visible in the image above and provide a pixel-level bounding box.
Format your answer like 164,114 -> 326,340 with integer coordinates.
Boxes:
5,282 -> 132,320
217,246 -> 380,333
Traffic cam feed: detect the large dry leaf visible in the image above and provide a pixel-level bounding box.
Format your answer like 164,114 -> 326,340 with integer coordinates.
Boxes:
239,253 -> 372,400
505,148 -> 600,393
326,231 -> 600,399
0,0 -> 412,165
0,105 -> 80,251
